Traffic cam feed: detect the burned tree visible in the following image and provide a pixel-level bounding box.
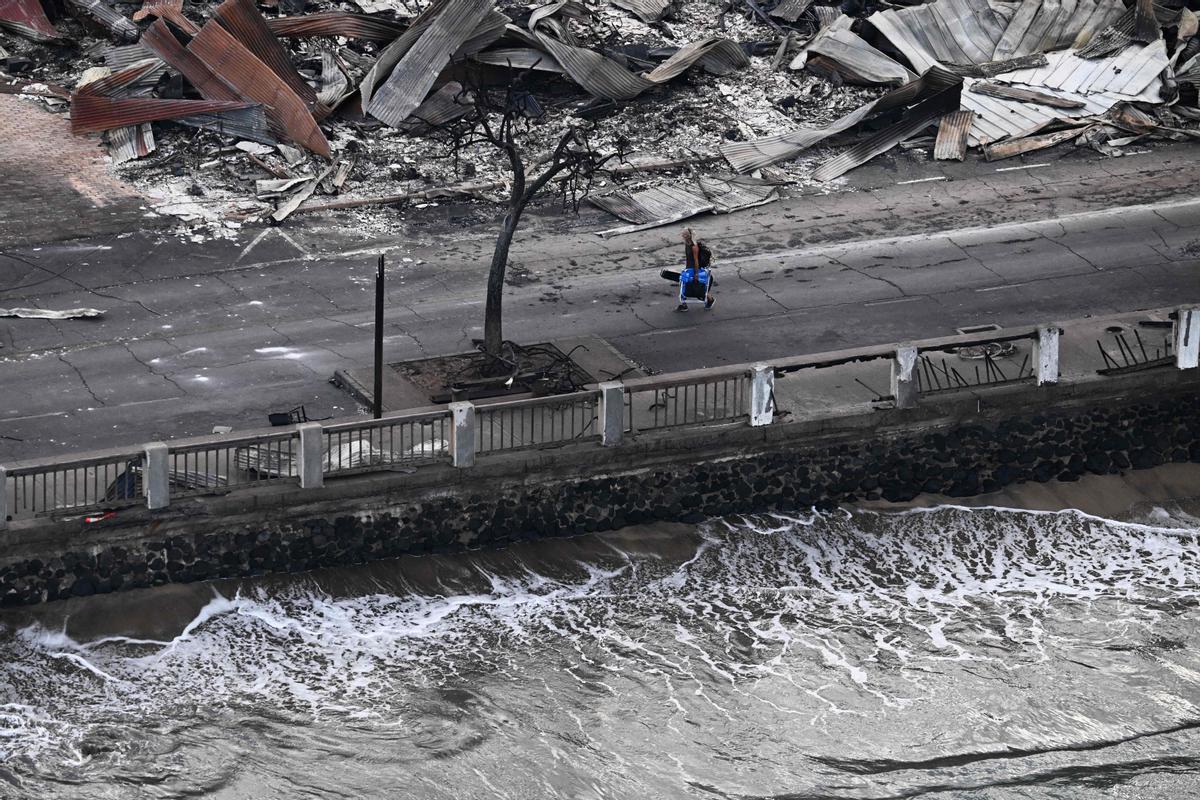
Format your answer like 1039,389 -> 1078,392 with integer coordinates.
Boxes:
436,77 -> 618,367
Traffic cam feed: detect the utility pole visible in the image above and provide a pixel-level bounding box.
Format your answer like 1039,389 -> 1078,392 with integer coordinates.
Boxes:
374,254 -> 384,419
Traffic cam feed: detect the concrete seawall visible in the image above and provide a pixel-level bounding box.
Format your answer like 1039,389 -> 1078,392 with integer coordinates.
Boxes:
2,369 -> 1198,605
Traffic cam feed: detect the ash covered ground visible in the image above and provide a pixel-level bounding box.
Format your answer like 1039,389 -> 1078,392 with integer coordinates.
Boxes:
1,0 -> 885,239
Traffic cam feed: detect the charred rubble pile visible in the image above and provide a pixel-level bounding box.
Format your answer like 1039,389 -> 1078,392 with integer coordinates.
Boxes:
1,0 -> 1197,234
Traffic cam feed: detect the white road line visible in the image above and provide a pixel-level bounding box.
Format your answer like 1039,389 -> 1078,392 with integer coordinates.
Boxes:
975,282 -> 1028,292
235,228 -> 272,263
896,176 -> 947,185
1,411 -> 69,422
995,163 -> 1049,172
865,296 -> 923,306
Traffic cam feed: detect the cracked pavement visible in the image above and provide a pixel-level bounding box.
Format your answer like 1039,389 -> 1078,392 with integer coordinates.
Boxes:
2,144 -> 1200,460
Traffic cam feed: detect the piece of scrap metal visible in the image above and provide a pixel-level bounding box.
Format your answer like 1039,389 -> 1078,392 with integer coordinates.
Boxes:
591,185 -> 714,237
934,109 -> 974,160
722,64 -> 962,173
65,0 -> 139,41
212,0 -> 317,107
0,307 -> 104,319
267,11 -> 406,41
0,0 -> 60,41
983,125 -> 1086,160
970,81 -> 1086,109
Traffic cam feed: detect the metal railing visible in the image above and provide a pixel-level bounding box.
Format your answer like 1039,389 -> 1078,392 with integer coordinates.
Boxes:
3,307 -> 1196,527
623,370 -> 749,433
167,430 -> 300,498
475,391 -> 600,454
5,449 -> 144,517
323,409 -> 452,475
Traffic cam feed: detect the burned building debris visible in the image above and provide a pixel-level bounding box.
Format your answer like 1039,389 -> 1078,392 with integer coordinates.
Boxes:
1,0 -> 1197,235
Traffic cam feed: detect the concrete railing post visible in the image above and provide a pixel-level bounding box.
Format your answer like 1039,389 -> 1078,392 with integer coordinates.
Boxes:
297,422 -> 324,489
1177,307 -> 1199,370
143,441 -> 169,510
0,465 -> 7,531
1036,326 -> 1060,385
598,382 -> 625,446
891,345 -> 918,409
449,401 -> 476,468
750,364 -> 774,427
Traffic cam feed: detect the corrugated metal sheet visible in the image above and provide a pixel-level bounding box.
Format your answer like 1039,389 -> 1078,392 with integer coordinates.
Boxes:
534,32 -> 656,99
970,80 -> 1085,108
472,47 -> 565,72
812,80 -> 961,181
213,0 -> 316,107
132,0 -> 198,32
316,50 -> 348,106
983,125 -> 1084,158
996,39 -> 1167,95
799,26 -> 917,86
398,80 -> 472,132
103,43 -> 156,70
769,0 -> 814,23
71,94 -> 256,133
177,105 -> 273,142
366,0 -> 492,127
721,64 -> 962,173
592,185 -> 714,237
359,0 -> 455,112
187,20 -> 330,156
959,80 -> 1159,144
934,109 -> 974,159
644,37 -> 748,82
142,19 -> 245,102
73,58 -> 162,97
64,0 -> 139,42
612,0 -> 671,23
452,10 -> 510,59
868,0 -> 1125,71
0,0 -> 60,42
695,174 -> 779,212
106,123 -> 155,163
267,12 -> 406,41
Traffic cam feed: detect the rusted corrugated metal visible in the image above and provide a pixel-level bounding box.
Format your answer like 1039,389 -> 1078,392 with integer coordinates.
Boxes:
359,0 -> 455,112
177,105 -> 273,142
212,0 -> 316,107
103,43 -> 156,70
722,64 -> 962,173
106,123 -> 155,163
267,12 -> 406,41
186,20 -> 330,156
142,20 -> 244,102
769,0 -> 813,23
0,0 -> 60,42
65,0 -> 139,42
611,0 -> 671,24
970,81 -> 1085,109
812,80 -> 961,181
366,0 -> 492,127
132,0 -> 198,33
73,58 -> 162,97
72,95 -> 257,133
983,125 -> 1085,160
933,109 -> 974,160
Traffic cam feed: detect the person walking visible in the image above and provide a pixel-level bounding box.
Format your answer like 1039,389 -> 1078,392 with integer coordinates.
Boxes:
677,228 -> 715,311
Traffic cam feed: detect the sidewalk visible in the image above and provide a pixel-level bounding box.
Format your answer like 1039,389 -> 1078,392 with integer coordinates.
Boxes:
0,95 -> 159,249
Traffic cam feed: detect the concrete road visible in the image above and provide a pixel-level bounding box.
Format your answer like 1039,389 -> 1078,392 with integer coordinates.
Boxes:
2,145 -> 1199,461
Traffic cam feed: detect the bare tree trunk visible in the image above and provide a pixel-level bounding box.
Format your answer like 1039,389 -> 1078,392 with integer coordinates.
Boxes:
483,203 -> 523,360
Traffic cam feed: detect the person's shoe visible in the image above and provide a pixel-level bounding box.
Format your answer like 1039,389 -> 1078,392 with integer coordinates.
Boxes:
676,303 -> 688,312
704,297 -> 715,309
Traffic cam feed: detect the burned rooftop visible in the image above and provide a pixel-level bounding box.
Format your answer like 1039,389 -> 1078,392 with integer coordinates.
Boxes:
1,0 -> 1197,236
